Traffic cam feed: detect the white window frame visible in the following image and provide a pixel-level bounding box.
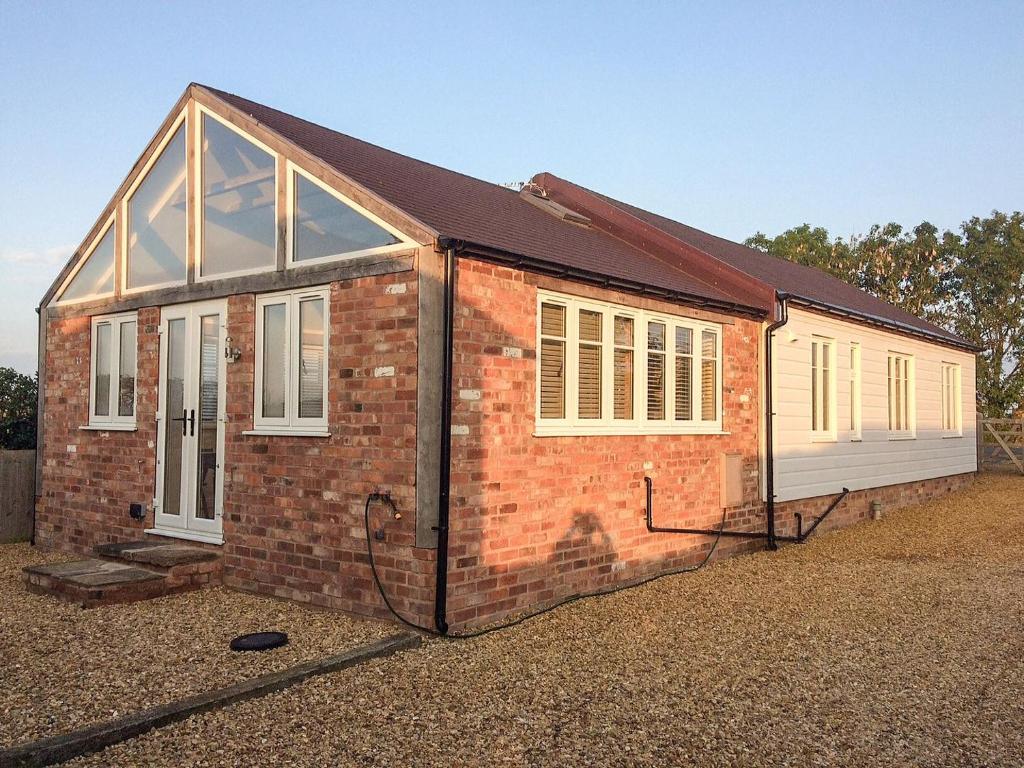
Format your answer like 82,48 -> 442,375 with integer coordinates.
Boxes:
53,215 -> 116,306
286,162 -> 415,269
194,106 -> 280,283
809,336 -> 836,442
941,361 -> 962,437
252,285 -> 330,435
887,352 -> 916,439
86,312 -> 138,430
534,290 -> 724,436
849,342 -> 862,441
121,108 -> 189,296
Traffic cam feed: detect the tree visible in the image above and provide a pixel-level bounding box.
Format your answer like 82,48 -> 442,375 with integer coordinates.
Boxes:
745,224 -> 856,282
0,367 -> 37,449
851,222 -> 953,321
943,211 -> 1024,417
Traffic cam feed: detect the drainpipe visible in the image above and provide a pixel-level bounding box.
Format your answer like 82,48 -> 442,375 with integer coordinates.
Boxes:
433,243 -> 457,635
764,293 -> 790,551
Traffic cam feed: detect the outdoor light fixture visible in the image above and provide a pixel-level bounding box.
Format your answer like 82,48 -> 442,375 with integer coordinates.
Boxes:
224,336 -> 242,363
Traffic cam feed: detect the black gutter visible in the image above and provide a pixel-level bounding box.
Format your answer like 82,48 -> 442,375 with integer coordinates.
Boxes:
452,240 -> 769,320
764,293 -> 790,550
432,244 -> 457,635
785,295 -> 980,353
645,477 -> 800,543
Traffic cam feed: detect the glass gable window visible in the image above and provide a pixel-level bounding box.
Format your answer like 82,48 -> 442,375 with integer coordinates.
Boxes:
254,286 -> 330,433
60,224 -> 115,303
89,313 -> 137,427
200,114 -> 277,277
126,123 -> 187,290
291,170 -> 400,264
535,291 -> 722,434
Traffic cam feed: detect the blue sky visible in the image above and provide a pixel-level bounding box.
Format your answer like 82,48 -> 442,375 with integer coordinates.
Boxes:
1,0 -> 1021,374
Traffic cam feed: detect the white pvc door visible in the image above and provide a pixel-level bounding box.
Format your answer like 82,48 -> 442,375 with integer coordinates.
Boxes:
153,300 -> 227,543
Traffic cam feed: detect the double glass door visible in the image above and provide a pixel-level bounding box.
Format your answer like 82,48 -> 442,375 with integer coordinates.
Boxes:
154,300 -> 227,542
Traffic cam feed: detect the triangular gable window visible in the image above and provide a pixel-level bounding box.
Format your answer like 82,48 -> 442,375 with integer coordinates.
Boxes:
200,112 -> 277,277
290,170 -> 402,264
59,225 -> 115,303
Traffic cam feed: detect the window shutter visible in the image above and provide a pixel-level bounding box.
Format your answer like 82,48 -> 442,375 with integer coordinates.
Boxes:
647,322 -> 666,420
701,330 -> 717,421
674,327 -> 692,421
578,309 -> 602,419
614,316 -> 634,419
539,303 -> 566,419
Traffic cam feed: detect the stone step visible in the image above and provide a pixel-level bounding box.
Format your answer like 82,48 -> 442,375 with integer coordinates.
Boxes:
93,541 -> 222,579
24,560 -> 172,608
24,542 -> 223,608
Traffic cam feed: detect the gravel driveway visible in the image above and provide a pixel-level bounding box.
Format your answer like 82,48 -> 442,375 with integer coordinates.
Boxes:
52,475 -> 1024,766
0,544 -> 393,748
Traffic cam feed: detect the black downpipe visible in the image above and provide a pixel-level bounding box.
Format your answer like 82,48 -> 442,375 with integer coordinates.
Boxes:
794,487 -> 850,541
433,245 -> 457,635
764,294 -> 790,550
645,477 -> 799,542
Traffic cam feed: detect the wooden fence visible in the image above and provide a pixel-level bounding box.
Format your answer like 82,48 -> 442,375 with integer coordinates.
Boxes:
0,450 -> 35,542
978,418 -> 1024,474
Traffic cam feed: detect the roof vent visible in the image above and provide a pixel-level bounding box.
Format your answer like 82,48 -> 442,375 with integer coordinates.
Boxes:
519,185 -> 591,227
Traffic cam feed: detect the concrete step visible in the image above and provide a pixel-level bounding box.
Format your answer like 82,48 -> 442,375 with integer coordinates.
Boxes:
24,542 -> 222,608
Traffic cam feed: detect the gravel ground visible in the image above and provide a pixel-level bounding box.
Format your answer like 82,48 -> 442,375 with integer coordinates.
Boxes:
0,545 -> 393,748
57,475 -> 1024,766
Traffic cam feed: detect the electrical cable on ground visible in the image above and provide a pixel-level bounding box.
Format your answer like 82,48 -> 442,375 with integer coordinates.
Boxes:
364,491 -> 728,639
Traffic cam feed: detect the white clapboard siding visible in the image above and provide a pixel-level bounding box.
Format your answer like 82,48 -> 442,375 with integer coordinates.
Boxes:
768,307 -> 977,502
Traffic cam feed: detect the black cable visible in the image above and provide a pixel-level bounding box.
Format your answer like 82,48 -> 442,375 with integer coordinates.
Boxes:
365,492 -> 728,639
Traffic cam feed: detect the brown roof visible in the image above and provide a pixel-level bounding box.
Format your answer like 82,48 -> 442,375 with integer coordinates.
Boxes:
580,186 -> 967,345
206,87 -> 757,314
207,86 -> 969,347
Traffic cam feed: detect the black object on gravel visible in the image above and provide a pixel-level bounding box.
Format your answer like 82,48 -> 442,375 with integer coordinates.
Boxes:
230,632 -> 289,652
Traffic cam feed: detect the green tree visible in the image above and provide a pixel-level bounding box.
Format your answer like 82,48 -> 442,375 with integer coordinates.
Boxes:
745,224 -> 856,282
943,211 -> 1024,417
850,222 -> 954,321
0,367 -> 37,449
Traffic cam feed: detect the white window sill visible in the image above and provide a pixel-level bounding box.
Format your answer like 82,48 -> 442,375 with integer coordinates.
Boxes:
888,434 -> 917,441
145,527 -> 223,546
850,437 -> 863,443
533,425 -> 729,438
242,429 -> 331,438
80,424 -> 137,432
942,433 -> 964,439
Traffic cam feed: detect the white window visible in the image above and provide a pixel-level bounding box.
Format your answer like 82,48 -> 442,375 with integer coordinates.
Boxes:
89,313 -> 138,428
941,362 -> 962,436
849,342 -> 862,441
55,217 -> 116,305
197,109 -> 278,279
810,336 -> 835,439
254,286 -> 329,433
124,117 -> 188,292
888,352 -> 915,437
287,163 -> 411,267
535,291 -> 722,435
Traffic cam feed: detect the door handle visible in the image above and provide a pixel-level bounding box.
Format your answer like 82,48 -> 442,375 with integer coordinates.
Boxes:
171,409 -> 196,437
171,409 -> 188,436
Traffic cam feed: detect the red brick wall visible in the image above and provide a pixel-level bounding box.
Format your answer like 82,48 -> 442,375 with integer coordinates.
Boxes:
774,472 -> 975,540
445,260 -> 767,629
36,271 -> 431,624
36,307 -> 161,551
35,258 -> 976,632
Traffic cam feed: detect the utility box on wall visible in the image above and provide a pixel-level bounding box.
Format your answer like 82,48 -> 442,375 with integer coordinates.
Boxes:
720,452 -> 744,508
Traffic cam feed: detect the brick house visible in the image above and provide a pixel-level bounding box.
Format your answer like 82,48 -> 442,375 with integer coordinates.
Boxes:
34,84 -> 978,631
